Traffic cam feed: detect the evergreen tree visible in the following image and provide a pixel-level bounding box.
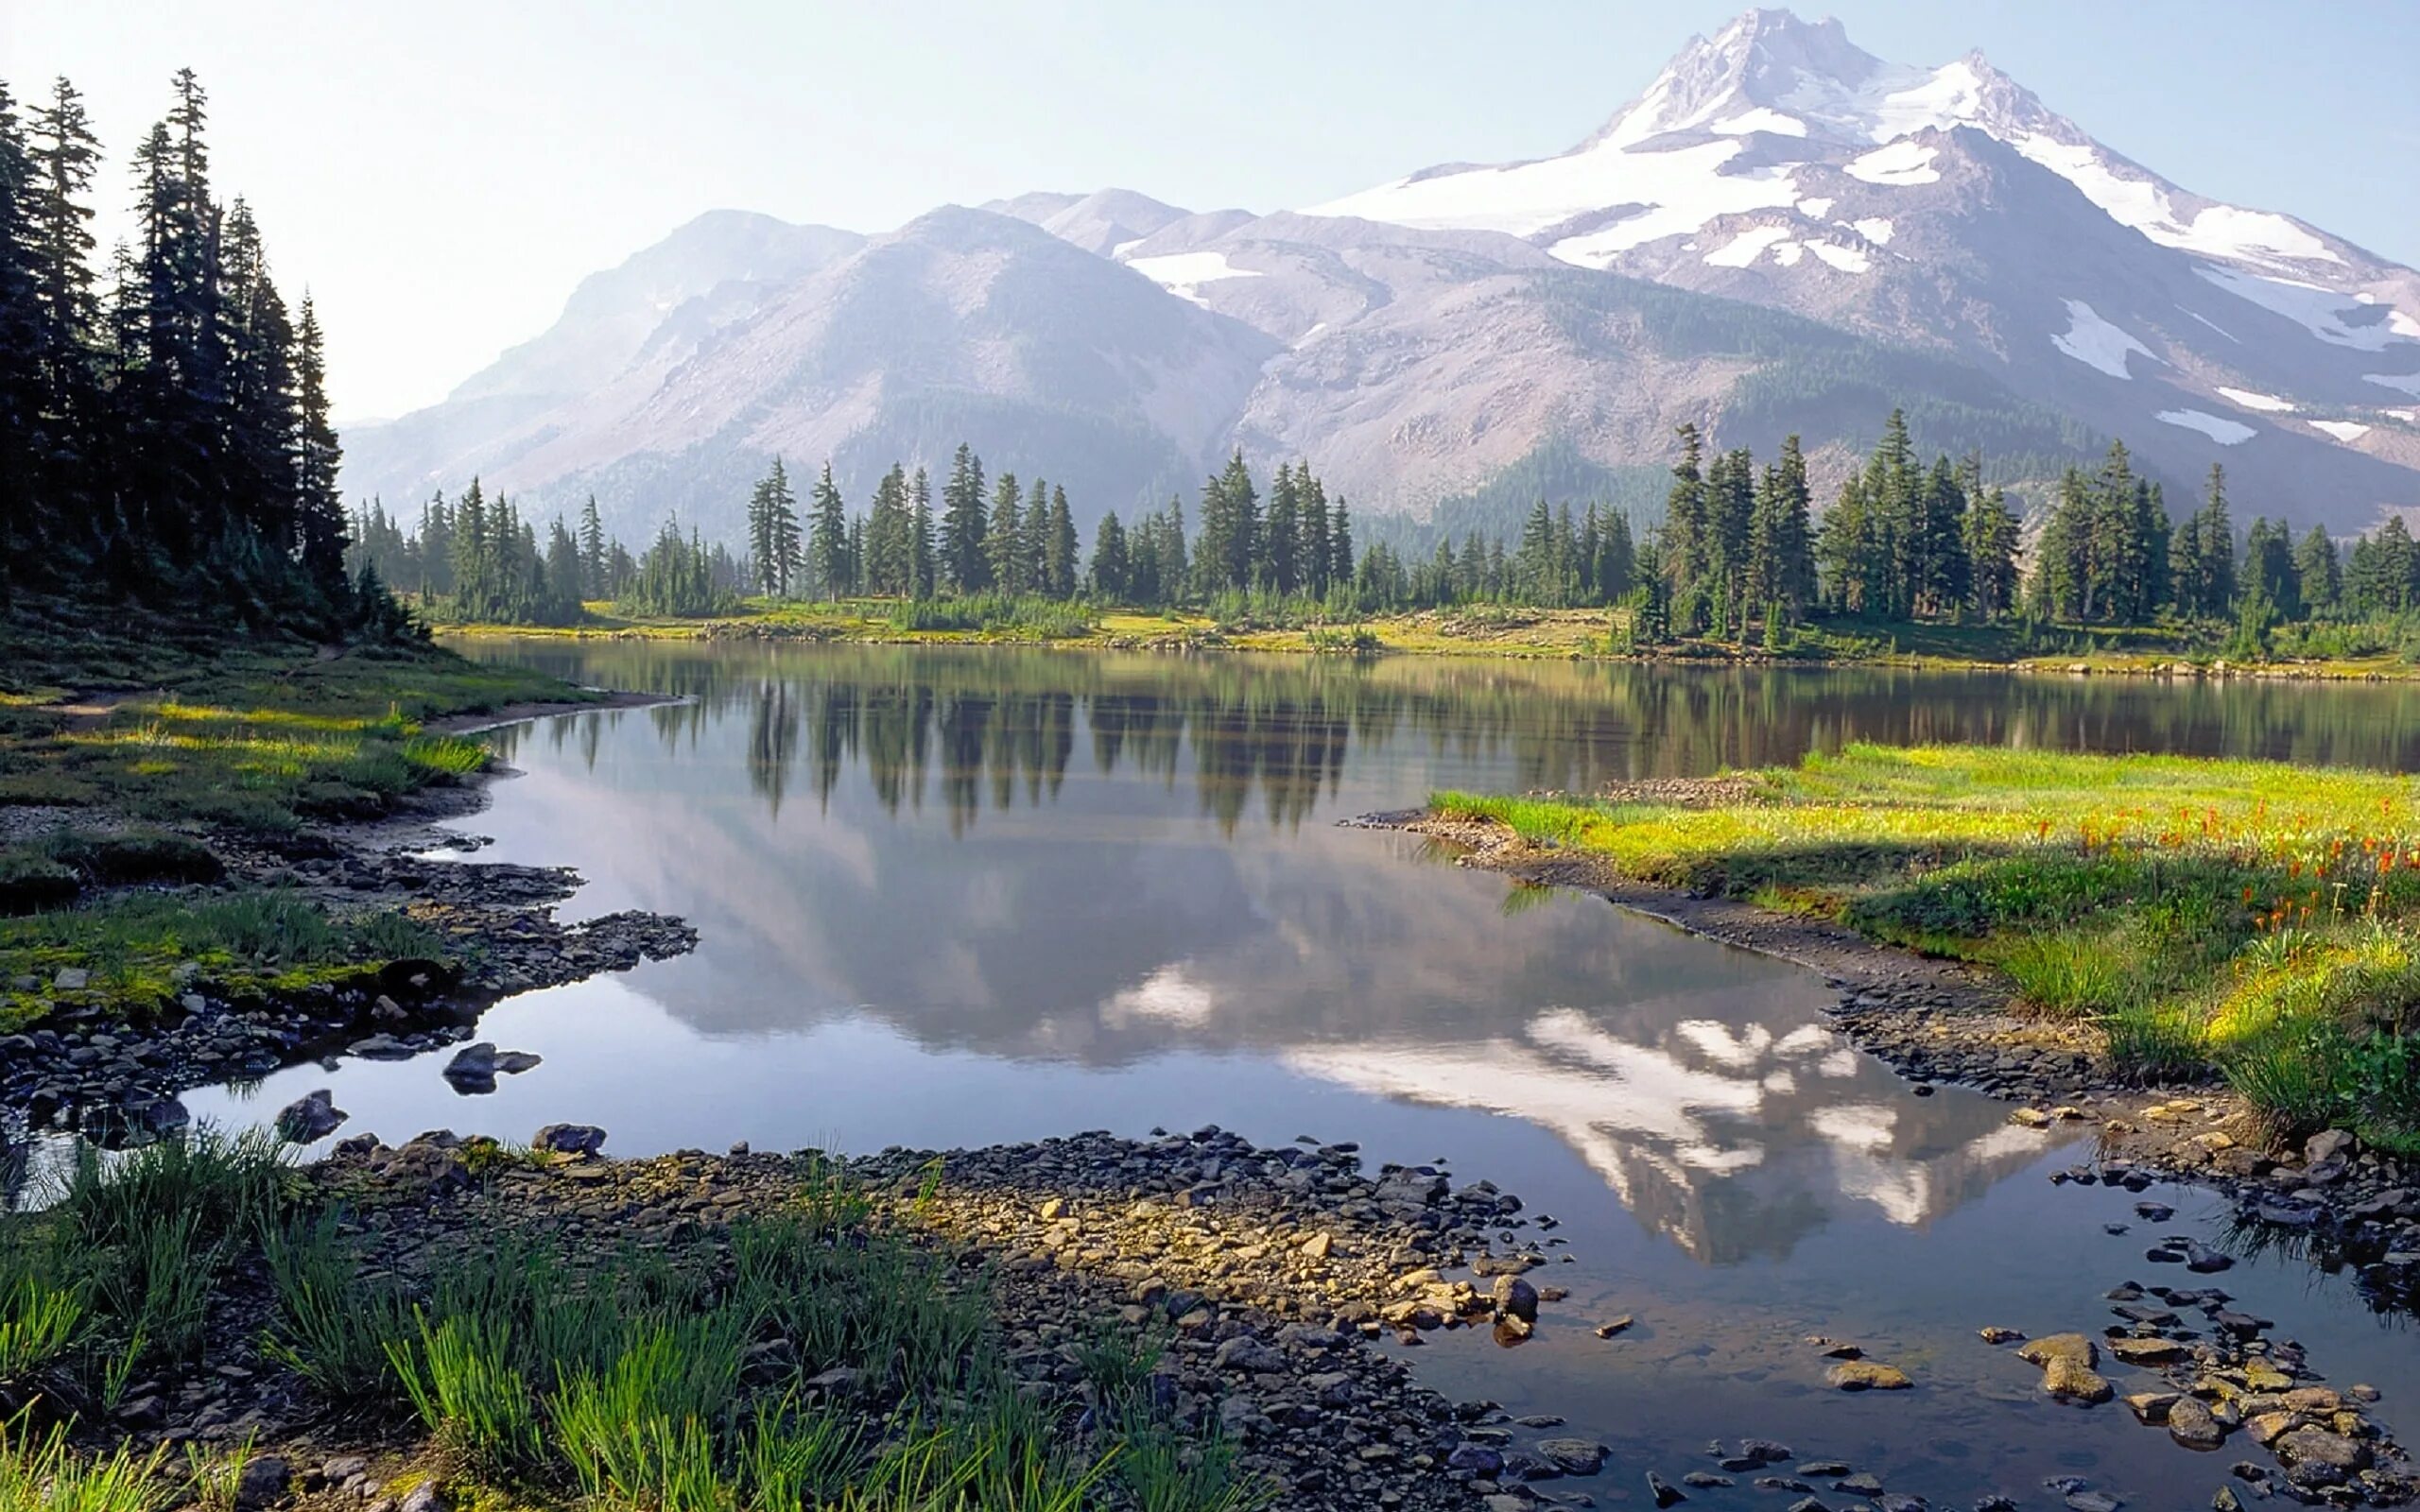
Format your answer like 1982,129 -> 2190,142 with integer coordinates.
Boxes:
807,461 -> 848,597
1299,470 -> 1332,597
1022,476 -> 1051,594
2293,525 -> 2340,617
1263,462 -> 1301,593
1327,496 -> 1352,595
1962,459 -> 2019,622
1046,485 -> 1077,597
1090,509 -> 1129,600
1195,451 -> 1258,593
984,471 -> 1023,593
2028,468 -> 2091,621
865,462 -> 913,595
909,465 -> 935,598
1746,434 -> 1814,625
940,442 -> 988,592
578,496 -> 606,600
292,296 -> 346,597
1662,424 -> 1708,631
2243,517 -> 2302,623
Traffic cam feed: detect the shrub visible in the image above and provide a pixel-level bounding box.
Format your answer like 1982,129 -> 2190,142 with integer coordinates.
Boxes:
43,831 -> 224,886
0,854 -> 79,915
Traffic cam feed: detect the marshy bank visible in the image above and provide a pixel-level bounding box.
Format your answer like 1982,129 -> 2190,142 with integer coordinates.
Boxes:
1419,743 -> 2420,1307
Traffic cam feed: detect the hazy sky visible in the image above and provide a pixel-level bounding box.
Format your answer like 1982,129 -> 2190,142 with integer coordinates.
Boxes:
8,1 -> 2415,421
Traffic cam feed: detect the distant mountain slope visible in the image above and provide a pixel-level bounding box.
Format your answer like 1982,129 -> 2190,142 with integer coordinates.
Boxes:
342,211 -> 865,515
344,9 -> 2420,539
354,207 -> 1277,541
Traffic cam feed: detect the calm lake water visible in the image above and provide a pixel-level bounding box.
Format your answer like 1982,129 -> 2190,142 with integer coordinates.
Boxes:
187,644 -> 2420,1503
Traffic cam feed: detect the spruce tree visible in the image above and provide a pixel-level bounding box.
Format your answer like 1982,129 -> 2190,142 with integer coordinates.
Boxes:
940,443 -> 987,593
1299,470 -> 1331,597
807,461 -> 848,597
1090,509 -> 1129,600
2294,525 -> 2339,619
292,296 -> 346,597
1962,456 -> 2019,622
1662,424 -> 1708,630
909,465 -> 935,598
579,496 -> 606,598
1046,485 -> 1077,597
985,471 -> 1023,593
1264,462 -> 1300,593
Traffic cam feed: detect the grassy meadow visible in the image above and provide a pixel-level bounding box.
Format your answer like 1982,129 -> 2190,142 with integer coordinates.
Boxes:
1438,743 -> 2420,1152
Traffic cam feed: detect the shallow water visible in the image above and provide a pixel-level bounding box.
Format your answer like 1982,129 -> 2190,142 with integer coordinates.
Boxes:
182,644 -> 2420,1503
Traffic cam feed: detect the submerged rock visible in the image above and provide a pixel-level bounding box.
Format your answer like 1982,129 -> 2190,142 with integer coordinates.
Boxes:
1825,1361 -> 1912,1391
2167,1395 -> 2227,1450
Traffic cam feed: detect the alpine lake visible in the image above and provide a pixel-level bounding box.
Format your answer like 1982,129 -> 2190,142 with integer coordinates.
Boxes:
175,643 -> 2420,1506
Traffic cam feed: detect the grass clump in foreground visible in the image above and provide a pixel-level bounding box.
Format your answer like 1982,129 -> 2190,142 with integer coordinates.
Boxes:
1,1135 -> 1270,1512
1437,742 -> 2420,1153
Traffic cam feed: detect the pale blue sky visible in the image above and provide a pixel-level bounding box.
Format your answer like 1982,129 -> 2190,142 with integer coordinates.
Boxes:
8,1 -> 2414,421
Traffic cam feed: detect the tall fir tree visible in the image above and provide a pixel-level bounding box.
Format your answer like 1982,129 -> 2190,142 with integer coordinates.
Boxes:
807,460 -> 848,597
984,471 -> 1023,593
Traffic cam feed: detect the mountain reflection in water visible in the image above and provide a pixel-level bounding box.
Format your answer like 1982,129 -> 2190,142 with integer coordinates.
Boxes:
367,644 -> 2223,1264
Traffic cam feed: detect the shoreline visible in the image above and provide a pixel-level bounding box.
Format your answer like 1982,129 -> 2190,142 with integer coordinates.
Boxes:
419,684 -> 686,735
1,688 -> 699,1150
1359,807 -> 2420,1318
432,617 -> 2420,684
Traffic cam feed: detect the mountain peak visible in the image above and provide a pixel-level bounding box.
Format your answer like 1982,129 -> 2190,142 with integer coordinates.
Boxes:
1580,8 -> 2063,152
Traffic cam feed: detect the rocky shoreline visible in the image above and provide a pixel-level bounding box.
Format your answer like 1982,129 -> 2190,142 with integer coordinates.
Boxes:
115,1123 -> 1572,1511
1,696 -> 698,1154
1370,809 -> 2420,1320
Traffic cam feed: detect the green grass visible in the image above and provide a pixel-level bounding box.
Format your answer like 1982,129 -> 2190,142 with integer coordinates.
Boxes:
0,628 -> 578,833
0,1415 -> 171,1512
4,1137 -> 1270,1510
1438,742 -> 2420,1149
0,887 -> 448,1030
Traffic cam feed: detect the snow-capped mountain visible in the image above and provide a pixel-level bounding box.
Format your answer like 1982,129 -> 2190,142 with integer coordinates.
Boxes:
1300,9 -> 2420,520
342,9 -> 2420,541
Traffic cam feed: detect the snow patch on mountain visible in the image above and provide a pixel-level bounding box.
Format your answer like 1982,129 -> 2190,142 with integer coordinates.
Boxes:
1796,196 -> 1835,218
1851,217 -> 1893,244
2370,372 -> 2420,398
1714,107 -> 1807,136
1125,251 -> 1262,306
2218,386 -> 2295,413
1808,241 -> 1871,273
1308,138 -> 1799,268
2051,301 -> 2156,379
2008,136 -> 2338,268
2195,266 -> 2415,352
1845,141 -> 1939,185
2183,310 -> 2238,343
2157,409 -> 2256,444
1705,226 -> 1795,266
2310,420 -> 2372,442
